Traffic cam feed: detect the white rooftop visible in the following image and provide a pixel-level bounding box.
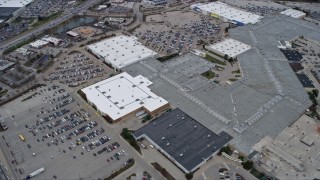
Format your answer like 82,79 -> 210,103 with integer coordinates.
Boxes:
29,40 -> 49,48
42,36 -> 61,46
87,35 -> 157,69
82,72 -> 168,121
191,2 -> 262,24
0,0 -> 33,7
280,9 -> 306,19
207,38 -> 251,58
67,31 -> 79,37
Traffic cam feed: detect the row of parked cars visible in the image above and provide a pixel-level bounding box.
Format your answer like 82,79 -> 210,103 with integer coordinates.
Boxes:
95,142 -> 121,156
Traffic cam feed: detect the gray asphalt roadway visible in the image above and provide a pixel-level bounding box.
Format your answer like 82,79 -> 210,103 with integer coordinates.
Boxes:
0,0 -> 101,55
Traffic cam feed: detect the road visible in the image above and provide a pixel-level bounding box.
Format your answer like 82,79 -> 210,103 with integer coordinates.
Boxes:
0,0 -> 101,55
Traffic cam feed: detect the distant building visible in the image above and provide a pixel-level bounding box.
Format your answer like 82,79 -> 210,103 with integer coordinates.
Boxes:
41,36 -> 61,46
280,9 -> 306,19
0,59 -> 15,73
207,38 -> 251,58
0,0 -> 34,21
133,108 -> 232,173
29,40 -> 49,49
80,72 -> 169,123
190,2 -> 262,25
87,35 -> 158,69
67,31 -> 80,37
106,17 -> 125,23
143,0 -> 167,6
15,47 -> 31,56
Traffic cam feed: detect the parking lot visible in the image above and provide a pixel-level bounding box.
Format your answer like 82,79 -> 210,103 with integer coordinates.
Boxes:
146,11 -> 222,43
221,0 -> 287,15
134,24 -> 198,55
0,84 -> 132,179
284,37 -> 320,90
0,23 -> 29,42
45,52 -> 113,87
19,0 -> 78,19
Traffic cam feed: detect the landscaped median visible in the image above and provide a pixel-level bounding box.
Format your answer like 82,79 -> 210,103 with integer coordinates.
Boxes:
31,11 -> 63,28
151,162 -> 176,180
3,37 -> 37,54
105,158 -> 135,180
203,54 -> 226,66
121,128 -> 141,154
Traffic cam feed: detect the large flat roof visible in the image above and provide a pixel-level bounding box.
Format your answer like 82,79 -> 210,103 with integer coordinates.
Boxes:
191,2 -> 262,24
134,108 -> 232,172
0,7 -> 18,17
207,38 -> 251,58
81,72 -> 168,121
0,0 -> 33,8
87,35 -> 157,69
29,40 -> 49,48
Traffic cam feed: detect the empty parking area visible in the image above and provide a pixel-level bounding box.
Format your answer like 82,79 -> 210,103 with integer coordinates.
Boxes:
0,85 -> 130,180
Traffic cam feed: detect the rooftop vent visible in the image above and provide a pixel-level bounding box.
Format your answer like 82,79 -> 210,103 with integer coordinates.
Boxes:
166,142 -> 170,146
194,125 -> 197,128
179,153 -> 183,157
162,137 -> 166,140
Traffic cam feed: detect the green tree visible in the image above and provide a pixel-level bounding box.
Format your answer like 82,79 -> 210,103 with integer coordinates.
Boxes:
224,54 -> 228,60
312,89 -> 319,97
185,173 -> 193,180
239,155 -> 245,161
241,160 -> 253,170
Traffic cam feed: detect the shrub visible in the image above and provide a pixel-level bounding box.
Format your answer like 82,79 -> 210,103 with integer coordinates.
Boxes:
241,160 -> 253,170
185,173 -> 193,180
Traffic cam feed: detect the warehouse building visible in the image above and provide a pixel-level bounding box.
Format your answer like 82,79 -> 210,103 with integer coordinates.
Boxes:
280,9 -> 306,19
0,0 -> 34,20
29,40 -> 49,49
87,35 -> 158,69
206,38 -> 251,58
41,36 -> 61,46
133,108 -> 232,174
67,31 -> 80,38
80,72 -> 169,123
190,2 -> 262,25
0,59 -> 15,73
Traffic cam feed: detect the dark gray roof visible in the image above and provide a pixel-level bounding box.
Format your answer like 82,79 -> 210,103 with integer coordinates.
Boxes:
133,108 -> 232,172
0,7 -> 18,18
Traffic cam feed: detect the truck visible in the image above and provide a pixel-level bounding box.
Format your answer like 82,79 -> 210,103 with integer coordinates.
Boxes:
26,167 -> 45,179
